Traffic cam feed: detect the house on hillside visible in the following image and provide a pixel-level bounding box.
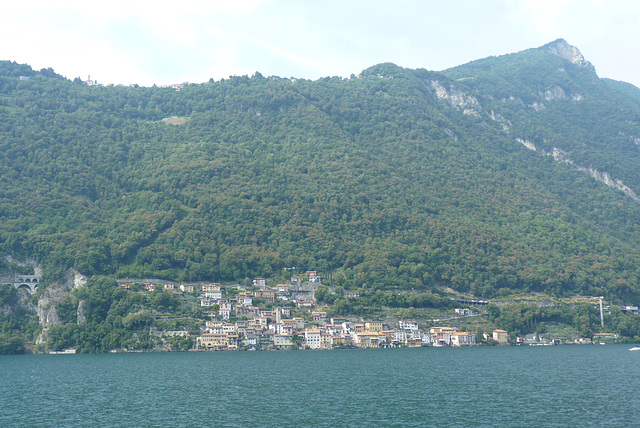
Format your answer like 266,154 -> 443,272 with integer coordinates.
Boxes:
255,288 -> 275,302
312,311 -> 327,323
343,291 -> 360,299
399,320 -> 419,331
180,284 -> 195,293
365,322 -> 383,332
219,307 -> 231,320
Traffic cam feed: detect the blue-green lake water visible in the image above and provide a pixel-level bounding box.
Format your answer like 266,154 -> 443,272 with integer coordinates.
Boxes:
2,345 -> 639,427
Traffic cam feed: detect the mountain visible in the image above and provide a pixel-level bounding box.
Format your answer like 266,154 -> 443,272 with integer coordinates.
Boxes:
2,39 -> 640,302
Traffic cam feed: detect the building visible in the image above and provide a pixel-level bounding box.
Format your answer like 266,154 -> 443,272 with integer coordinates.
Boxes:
202,283 -> 222,293
430,327 -> 459,346
276,306 -> 291,317
421,332 -> 436,346
365,322 -> 383,332
237,293 -> 253,307
312,311 -> 327,322
254,316 -> 269,329
226,334 -> 239,349
235,306 -> 260,318
306,271 -> 322,282
407,337 -> 422,347
353,331 -> 380,348
180,284 -> 195,293
399,320 -> 419,331
274,334 -> 295,349
593,332 -> 619,340
276,284 -> 290,294
259,310 -> 276,319
203,290 -> 223,300
331,317 -> 348,326
255,289 -> 275,302
205,320 -> 223,330
280,317 -> 304,331
493,329 -> 509,344
257,332 -> 274,348
275,323 -> 294,335
450,332 -> 476,346
304,329 -> 323,349
218,300 -> 232,310
219,307 -> 231,320
197,333 -> 228,349
235,321 -> 247,336
341,322 -> 355,335
393,330 -> 408,345
243,334 -> 258,348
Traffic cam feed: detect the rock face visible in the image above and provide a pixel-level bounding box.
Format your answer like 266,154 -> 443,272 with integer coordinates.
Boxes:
73,271 -> 87,289
544,39 -> 595,71
77,300 -> 88,324
35,269 -> 88,347
430,80 -> 481,114
37,284 -> 67,328
515,137 -> 640,202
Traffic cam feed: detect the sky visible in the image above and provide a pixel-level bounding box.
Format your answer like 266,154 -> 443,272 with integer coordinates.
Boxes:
2,0 -> 639,88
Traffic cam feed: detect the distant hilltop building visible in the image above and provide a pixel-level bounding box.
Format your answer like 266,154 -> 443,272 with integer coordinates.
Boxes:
84,75 -> 97,86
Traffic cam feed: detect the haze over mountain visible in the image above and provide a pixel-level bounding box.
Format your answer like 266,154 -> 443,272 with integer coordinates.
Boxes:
2,38 -> 640,302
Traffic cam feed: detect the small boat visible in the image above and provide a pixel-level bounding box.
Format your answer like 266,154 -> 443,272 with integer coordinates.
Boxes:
629,346 -> 640,351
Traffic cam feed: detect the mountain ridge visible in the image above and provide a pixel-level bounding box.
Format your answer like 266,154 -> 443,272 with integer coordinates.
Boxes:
2,40 -> 640,304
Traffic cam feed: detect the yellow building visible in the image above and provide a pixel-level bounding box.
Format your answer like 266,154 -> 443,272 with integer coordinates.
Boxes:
365,322 -> 383,332
197,333 -> 228,349
493,329 -> 508,344
353,331 -> 380,348
180,283 -> 195,293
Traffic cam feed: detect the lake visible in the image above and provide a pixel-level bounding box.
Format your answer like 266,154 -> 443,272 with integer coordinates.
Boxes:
2,345 -> 639,427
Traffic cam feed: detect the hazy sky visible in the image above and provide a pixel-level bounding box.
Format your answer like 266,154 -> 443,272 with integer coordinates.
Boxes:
2,0 -> 639,87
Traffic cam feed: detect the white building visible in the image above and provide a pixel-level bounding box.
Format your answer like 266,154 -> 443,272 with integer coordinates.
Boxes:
304,329 -> 322,349
274,334 -> 294,348
450,332 -> 476,346
399,320 -> 419,331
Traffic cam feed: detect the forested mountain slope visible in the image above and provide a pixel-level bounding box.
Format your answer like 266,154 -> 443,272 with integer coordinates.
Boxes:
2,39 -> 640,302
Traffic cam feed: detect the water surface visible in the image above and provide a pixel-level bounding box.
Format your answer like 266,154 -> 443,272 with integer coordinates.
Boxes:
2,345 -> 639,427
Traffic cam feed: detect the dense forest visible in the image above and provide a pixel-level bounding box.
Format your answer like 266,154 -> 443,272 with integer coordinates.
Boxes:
3,39 -> 640,303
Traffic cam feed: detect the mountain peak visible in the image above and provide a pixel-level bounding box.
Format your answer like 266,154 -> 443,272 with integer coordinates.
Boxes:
541,38 -> 595,71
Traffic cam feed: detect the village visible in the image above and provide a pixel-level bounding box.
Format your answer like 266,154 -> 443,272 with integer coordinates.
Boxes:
116,270 -> 520,351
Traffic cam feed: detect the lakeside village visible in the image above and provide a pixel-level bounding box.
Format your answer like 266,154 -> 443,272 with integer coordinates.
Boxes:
109,270 -> 616,352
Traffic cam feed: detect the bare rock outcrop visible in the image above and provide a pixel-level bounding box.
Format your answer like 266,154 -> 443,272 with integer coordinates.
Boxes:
77,300 -> 88,324
35,268 -> 88,347
544,39 -> 596,72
